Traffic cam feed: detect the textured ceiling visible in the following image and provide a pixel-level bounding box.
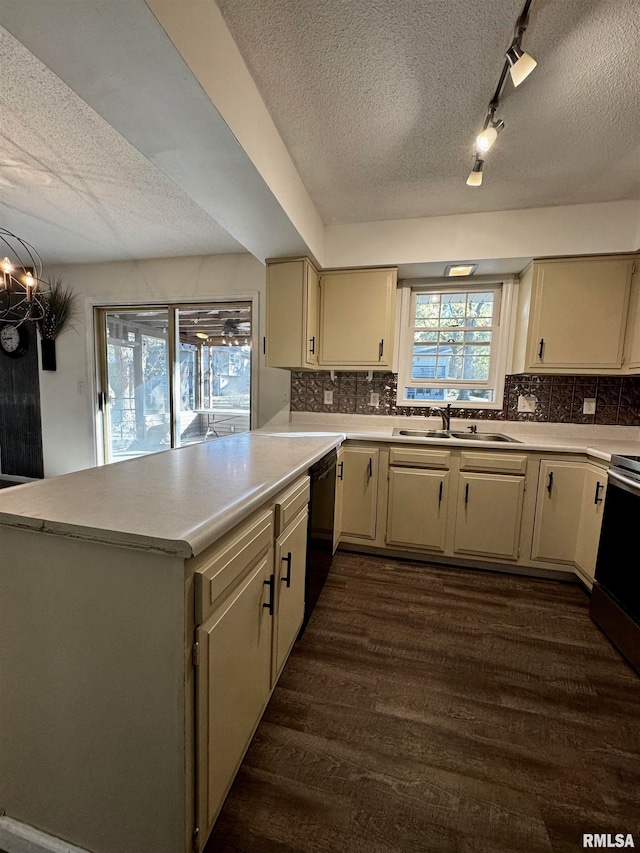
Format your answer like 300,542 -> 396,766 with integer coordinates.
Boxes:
0,25 -> 243,263
217,0 -> 640,224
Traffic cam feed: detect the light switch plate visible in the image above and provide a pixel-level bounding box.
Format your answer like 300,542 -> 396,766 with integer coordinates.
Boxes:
583,398 -> 596,414
323,390 -> 333,405
517,394 -> 537,413
369,392 -> 380,407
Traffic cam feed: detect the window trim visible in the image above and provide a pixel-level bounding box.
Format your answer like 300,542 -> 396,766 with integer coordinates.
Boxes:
396,277 -> 516,409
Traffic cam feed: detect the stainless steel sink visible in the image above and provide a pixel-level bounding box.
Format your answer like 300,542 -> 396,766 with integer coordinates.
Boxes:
392,427 -> 520,443
392,428 -> 451,438
448,432 -> 520,443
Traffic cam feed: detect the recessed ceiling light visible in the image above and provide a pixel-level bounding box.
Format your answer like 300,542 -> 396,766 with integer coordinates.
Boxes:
445,264 -> 478,277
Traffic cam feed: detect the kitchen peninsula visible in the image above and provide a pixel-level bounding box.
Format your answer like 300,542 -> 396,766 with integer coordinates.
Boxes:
0,432 -> 342,853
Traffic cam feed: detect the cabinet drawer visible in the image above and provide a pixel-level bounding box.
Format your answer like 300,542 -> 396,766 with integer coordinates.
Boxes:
274,475 -> 310,536
389,446 -> 450,469
194,509 -> 274,624
460,451 -> 527,475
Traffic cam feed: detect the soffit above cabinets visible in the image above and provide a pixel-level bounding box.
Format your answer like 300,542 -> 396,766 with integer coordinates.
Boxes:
217,0 -> 640,224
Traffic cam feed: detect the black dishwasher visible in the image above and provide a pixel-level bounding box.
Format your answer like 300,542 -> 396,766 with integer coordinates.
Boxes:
304,449 -> 337,629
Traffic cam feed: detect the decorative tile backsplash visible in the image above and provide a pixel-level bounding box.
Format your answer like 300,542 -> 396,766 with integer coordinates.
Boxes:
290,372 -> 640,425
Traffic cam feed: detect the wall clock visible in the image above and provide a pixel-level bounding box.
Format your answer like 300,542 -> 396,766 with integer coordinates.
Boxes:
0,323 -> 29,358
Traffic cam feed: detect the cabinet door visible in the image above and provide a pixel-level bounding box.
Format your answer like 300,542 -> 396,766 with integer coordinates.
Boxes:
454,473 -> 525,560
531,461 -> 585,563
196,552 -> 273,835
334,447 -> 344,552
273,508 -> 308,684
575,466 -> 607,585
528,258 -> 633,370
386,468 -> 448,551
266,259 -> 319,368
623,260 -> 640,371
318,268 -> 396,367
340,446 -> 379,540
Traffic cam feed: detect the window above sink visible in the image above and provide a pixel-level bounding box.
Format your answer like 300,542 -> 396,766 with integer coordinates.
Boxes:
396,278 -> 516,410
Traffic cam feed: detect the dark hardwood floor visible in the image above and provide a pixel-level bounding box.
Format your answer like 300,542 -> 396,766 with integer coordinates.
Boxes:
205,553 -> 640,853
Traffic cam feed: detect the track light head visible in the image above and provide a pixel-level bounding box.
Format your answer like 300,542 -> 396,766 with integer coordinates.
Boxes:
466,159 -> 484,187
506,44 -> 537,87
476,119 -> 504,153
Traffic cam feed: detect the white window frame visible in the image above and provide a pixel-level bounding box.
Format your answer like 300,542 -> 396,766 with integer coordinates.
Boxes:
396,277 -> 516,409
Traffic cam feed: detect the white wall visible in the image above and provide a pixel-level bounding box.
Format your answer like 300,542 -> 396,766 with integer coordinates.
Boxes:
39,253 -> 290,477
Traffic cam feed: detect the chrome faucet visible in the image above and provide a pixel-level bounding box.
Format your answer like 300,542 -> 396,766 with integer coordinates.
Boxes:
429,403 -> 451,431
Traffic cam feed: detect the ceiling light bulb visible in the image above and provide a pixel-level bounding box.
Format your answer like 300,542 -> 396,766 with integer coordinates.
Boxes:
466,159 -> 484,187
0,257 -> 13,274
195,332 -> 209,339
476,118 -> 506,153
506,45 -> 537,87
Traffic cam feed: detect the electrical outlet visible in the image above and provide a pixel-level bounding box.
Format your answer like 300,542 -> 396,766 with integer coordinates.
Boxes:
369,391 -> 380,407
517,394 -> 537,413
583,398 -> 596,414
323,390 -> 333,405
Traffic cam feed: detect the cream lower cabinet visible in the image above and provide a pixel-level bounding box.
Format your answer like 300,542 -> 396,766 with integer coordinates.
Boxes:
385,446 -> 451,551
273,507 -> 308,683
387,468 -> 449,551
196,550 -> 273,836
531,461 -> 585,563
574,465 -> 607,586
453,472 -> 525,560
340,445 -> 380,540
334,446 -> 345,551
194,476 -> 310,845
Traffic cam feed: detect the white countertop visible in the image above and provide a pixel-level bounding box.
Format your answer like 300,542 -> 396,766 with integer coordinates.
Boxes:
0,433 -> 341,557
260,413 -> 640,462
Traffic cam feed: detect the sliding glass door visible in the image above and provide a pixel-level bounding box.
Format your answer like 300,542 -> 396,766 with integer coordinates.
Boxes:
96,302 -> 252,463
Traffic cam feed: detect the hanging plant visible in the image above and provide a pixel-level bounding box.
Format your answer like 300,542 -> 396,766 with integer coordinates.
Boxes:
36,278 -> 77,341
35,278 -> 77,371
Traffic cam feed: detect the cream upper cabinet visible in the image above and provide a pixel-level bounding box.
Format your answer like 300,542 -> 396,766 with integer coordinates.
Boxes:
318,267 -> 397,368
266,258 -> 319,369
574,465 -> 607,587
513,256 -> 635,374
531,461 -> 585,563
622,259 -> 640,372
340,445 -> 380,540
453,472 -> 525,560
386,467 -> 449,551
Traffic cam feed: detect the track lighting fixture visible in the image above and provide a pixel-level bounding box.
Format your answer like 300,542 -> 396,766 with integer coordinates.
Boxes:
476,120 -> 504,153
464,0 -> 537,186
506,44 -> 537,87
466,159 -> 484,187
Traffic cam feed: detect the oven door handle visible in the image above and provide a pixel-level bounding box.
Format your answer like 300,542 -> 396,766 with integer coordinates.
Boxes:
607,468 -> 640,496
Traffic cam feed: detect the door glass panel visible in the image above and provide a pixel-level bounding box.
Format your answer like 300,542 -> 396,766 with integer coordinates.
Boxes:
105,310 -> 170,461
175,305 -> 251,445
